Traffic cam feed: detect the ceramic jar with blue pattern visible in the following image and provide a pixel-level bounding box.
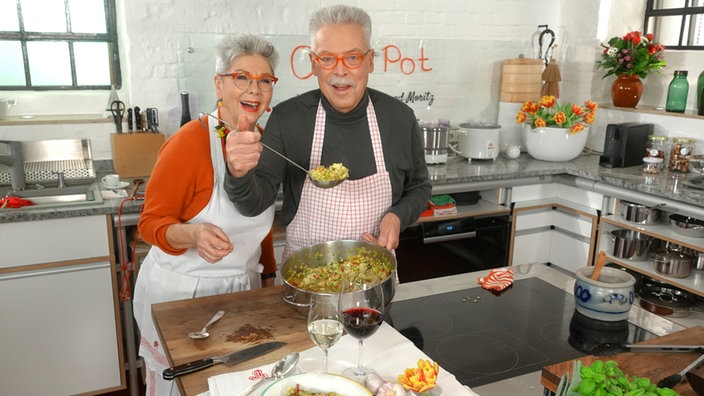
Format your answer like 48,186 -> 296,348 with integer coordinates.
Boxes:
574,266 -> 636,322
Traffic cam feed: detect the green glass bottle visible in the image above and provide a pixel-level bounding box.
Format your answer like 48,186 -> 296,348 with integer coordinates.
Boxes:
697,70 -> 704,115
666,70 -> 689,113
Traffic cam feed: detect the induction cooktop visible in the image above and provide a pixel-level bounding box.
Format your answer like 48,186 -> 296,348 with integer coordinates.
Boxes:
386,277 -> 658,388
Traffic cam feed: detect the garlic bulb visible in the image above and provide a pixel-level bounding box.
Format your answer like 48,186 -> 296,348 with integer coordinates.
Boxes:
365,373 -> 386,394
376,382 -> 406,396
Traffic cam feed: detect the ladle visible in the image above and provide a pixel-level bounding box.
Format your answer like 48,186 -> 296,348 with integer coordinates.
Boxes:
236,352 -> 299,396
187,310 -> 225,339
198,112 -> 346,189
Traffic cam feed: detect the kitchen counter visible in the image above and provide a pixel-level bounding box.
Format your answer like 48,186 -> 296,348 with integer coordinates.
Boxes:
151,262 -> 691,395
2,152 -> 703,224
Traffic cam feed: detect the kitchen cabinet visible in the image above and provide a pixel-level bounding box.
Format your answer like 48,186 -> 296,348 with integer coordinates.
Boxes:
596,198 -> 704,299
0,215 -> 125,395
510,183 -> 601,273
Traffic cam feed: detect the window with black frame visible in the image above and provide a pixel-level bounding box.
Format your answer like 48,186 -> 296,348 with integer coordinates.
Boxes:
0,0 -> 121,90
644,0 -> 704,50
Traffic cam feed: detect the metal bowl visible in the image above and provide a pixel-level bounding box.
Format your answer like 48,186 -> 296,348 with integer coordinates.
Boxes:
669,214 -> 704,238
280,240 -> 397,316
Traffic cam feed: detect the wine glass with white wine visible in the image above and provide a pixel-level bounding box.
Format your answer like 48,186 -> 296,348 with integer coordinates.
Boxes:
307,293 -> 343,373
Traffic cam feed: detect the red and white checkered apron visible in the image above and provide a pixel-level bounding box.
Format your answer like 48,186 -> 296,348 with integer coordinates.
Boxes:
282,98 -> 393,261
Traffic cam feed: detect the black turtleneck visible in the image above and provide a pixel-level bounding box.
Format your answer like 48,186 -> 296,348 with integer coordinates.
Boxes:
224,87 -> 431,231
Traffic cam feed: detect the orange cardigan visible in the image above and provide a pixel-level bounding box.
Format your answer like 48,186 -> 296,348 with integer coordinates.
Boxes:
138,119 -> 276,274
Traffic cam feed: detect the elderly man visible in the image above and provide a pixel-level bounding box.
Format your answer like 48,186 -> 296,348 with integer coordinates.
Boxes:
224,5 -> 430,263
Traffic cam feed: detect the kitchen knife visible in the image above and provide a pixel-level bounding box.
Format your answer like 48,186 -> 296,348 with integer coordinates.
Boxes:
127,108 -> 133,132
133,106 -> 141,131
162,341 -> 286,380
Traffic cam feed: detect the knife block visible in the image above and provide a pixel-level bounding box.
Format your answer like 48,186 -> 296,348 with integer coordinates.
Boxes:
111,133 -> 165,177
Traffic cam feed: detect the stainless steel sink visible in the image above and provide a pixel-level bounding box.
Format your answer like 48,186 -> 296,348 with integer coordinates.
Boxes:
3,182 -> 103,209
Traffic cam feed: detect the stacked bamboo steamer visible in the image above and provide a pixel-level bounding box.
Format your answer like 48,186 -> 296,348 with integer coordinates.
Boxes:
498,57 -> 543,153
500,57 -> 543,103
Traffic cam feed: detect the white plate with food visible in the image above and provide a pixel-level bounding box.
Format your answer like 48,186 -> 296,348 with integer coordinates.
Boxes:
260,372 -> 372,395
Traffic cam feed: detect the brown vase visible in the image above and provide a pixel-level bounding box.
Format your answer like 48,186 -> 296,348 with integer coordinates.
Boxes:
611,74 -> 643,108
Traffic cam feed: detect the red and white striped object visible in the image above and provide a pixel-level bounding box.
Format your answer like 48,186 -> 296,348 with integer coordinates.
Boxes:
477,267 -> 514,292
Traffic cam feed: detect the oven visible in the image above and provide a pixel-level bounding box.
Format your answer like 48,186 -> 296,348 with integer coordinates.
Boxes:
395,200 -> 512,283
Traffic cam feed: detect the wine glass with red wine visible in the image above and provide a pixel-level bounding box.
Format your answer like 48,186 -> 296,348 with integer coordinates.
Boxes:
338,277 -> 384,382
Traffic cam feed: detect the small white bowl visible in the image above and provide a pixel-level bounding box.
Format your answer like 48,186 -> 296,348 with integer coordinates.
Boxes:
522,124 -> 589,162
574,266 -> 635,322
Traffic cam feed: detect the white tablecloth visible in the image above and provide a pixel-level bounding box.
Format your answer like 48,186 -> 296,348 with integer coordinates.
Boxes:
203,321 -> 480,396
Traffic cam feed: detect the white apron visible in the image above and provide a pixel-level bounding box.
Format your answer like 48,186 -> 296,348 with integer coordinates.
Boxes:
132,114 -> 275,396
282,99 -> 393,261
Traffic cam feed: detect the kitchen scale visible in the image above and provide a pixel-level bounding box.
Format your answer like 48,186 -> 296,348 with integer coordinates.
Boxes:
386,277 -> 658,388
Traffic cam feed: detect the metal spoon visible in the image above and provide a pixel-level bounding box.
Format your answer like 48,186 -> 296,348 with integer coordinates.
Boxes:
236,352 -> 299,396
187,310 -> 225,339
198,112 -> 347,189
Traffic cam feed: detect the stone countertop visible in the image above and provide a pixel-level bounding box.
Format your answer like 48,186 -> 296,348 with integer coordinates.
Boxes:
2,152 -> 703,224
398,262 -> 699,336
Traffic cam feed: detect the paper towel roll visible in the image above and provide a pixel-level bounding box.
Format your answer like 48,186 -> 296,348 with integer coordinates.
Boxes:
498,101 -> 524,152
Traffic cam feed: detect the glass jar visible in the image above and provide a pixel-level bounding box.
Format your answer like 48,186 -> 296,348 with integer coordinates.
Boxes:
697,70 -> 704,114
669,137 -> 695,173
665,70 -> 689,113
642,157 -> 663,174
645,135 -> 668,169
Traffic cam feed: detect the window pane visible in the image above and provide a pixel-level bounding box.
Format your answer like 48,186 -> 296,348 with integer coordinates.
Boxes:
650,15 -> 687,46
0,41 -> 26,86
0,0 -> 20,31
21,0 -> 66,33
653,0 -> 686,9
69,0 -> 106,33
75,42 -> 110,85
27,41 -> 71,85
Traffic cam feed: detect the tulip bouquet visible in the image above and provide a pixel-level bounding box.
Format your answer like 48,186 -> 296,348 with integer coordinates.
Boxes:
516,95 -> 598,135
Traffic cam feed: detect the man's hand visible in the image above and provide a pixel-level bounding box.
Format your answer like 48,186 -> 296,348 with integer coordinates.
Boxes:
361,213 -> 401,251
225,114 -> 263,177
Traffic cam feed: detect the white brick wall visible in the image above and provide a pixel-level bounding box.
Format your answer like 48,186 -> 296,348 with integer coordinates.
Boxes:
1,0 -> 703,160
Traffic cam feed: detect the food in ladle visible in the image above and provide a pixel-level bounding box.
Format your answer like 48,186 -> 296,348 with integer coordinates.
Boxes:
309,162 -> 349,182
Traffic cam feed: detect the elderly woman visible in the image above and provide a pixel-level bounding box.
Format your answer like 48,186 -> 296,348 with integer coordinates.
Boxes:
133,34 -> 279,395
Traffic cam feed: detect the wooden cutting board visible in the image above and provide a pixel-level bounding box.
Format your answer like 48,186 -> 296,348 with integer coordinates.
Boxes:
152,285 -> 314,396
541,325 -> 704,396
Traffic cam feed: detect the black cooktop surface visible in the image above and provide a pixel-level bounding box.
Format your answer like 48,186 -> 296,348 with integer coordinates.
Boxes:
386,277 -> 657,388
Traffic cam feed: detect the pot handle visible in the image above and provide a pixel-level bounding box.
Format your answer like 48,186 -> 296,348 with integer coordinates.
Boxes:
283,294 -> 311,308
603,293 -> 629,304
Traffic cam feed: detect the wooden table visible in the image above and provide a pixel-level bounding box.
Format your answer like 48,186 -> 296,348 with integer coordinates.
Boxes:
541,326 -> 704,396
152,285 -> 314,396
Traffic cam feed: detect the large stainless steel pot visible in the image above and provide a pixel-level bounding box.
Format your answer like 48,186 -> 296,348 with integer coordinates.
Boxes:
619,200 -> 663,225
281,240 -> 396,316
655,250 -> 694,278
608,229 -> 652,260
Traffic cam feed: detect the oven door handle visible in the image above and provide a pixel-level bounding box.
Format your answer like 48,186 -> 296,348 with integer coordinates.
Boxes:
423,231 -> 477,244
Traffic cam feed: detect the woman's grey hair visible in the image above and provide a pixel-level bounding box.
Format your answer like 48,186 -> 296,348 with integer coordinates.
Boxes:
215,34 -> 279,75
309,5 -> 372,50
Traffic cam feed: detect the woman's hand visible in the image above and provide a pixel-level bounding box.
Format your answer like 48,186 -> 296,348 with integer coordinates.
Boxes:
166,222 -> 233,263
194,223 -> 234,263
